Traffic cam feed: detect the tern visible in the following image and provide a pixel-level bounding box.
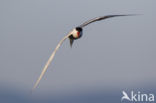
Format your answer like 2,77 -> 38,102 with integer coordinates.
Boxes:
32,14 -> 135,91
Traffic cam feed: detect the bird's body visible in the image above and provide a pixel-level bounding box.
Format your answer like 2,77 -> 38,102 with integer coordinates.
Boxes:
69,27 -> 83,46
32,14 -> 136,91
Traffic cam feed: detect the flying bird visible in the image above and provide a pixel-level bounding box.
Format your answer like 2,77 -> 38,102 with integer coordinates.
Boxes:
32,14 -> 135,91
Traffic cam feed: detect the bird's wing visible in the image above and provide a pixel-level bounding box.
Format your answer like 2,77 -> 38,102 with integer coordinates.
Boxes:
32,33 -> 72,91
79,14 -> 134,28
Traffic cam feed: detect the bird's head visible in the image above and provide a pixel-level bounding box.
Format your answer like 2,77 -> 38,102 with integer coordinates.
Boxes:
70,27 -> 83,39
76,27 -> 83,38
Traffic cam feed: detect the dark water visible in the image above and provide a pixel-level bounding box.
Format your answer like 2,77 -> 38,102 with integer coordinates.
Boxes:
0,85 -> 155,103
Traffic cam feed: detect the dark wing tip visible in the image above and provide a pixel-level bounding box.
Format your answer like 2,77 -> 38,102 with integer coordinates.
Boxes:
98,14 -> 139,19
79,14 -> 140,28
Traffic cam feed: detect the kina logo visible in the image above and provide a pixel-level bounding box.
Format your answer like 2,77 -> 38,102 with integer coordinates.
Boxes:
121,91 -> 154,102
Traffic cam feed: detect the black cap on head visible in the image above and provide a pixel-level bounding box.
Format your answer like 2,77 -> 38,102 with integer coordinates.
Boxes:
76,27 -> 82,32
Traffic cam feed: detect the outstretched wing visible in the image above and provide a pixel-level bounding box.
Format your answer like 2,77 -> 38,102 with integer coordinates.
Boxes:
32,33 -> 72,91
79,14 -> 134,28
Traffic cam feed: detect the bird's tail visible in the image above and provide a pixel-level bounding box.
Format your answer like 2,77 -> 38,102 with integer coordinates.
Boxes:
69,37 -> 74,47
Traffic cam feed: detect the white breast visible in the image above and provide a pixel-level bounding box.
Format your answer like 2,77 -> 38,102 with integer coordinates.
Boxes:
71,29 -> 79,38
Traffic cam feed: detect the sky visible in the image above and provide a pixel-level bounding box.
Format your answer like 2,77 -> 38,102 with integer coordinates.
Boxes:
0,0 -> 156,94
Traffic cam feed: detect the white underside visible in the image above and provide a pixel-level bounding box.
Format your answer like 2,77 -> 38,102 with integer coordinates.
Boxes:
71,29 -> 79,38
